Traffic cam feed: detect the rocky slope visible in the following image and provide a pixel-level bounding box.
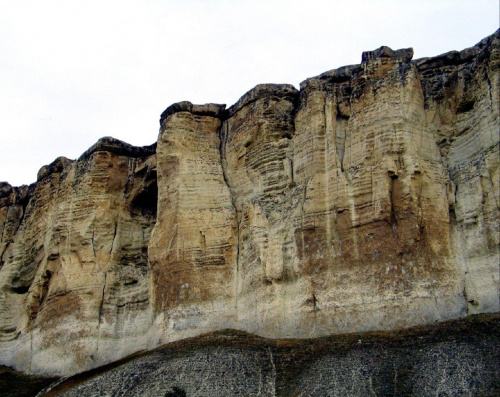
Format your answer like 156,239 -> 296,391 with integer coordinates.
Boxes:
23,315 -> 500,396
0,30 -> 498,376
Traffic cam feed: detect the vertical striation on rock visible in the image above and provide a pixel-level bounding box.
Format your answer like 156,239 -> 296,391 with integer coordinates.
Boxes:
149,102 -> 237,343
415,32 -> 500,315
290,43 -> 463,335
0,30 -> 498,376
0,139 -> 157,374
221,84 -> 301,334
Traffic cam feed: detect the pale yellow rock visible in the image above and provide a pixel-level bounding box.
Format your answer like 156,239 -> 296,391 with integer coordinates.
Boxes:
148,104 -> 237,343
0,31 -> 498,375
0,141 -> 157,374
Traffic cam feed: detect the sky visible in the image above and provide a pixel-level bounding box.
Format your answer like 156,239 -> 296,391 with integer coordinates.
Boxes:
0,0 -> 498,186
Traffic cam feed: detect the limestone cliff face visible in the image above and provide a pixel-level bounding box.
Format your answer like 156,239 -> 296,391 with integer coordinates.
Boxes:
0,31 -> 498,375
0,140 -> 157,374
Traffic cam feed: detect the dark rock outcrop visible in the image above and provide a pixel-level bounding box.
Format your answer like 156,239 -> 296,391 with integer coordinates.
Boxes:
33,315 -> 500,397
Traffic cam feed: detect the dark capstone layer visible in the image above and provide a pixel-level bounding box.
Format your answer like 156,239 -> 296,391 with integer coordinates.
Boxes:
415,28 -> 499,71
224,84 -> 299,118
35,138 -> 157,182
159,85 -> 300,125
415,28 -> 499,110
0,183 -> 13,200
78,137 -> 157,161
37,157 -> 74,181
159,102 -> 227,126
361,46 -> 414,63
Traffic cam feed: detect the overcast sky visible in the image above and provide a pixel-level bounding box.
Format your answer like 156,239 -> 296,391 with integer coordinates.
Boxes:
1,0 -> 498,186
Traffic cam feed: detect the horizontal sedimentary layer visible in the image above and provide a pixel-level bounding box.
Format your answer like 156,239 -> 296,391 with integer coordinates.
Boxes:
0,29 -> 498,378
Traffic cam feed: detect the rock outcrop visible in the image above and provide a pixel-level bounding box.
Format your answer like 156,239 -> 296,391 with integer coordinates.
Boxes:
30,315 -> 500,397
0,30 -> 498,376
0,139 -> 157,374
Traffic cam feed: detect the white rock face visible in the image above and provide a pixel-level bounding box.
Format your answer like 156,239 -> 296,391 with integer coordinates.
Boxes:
0,32 -> 498,375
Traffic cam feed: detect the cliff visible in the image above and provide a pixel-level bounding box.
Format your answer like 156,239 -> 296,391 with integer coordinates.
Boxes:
0,30 -> 498,376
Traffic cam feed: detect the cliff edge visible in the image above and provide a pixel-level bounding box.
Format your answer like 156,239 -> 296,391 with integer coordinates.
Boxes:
0,30 -> 498,376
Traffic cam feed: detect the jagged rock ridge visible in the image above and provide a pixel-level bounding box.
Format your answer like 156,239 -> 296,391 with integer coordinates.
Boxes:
0,30 -> 498,376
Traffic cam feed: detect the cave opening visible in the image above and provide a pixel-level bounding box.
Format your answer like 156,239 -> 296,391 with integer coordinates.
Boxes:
131,181 -> 158,218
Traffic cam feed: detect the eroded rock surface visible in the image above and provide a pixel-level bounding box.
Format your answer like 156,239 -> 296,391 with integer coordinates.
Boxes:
0,138 -> 157,374
0,31 -> 498,376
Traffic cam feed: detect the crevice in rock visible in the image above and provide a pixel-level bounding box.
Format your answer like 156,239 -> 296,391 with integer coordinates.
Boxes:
218,121 -> 241,311
110,223 -> 118,255
306,293 -> 320,313
91,230 -> 97,258
463,286 -> 471,315
0,249 -> 7,271
389,174 -> 399,231
96,271 -> 107,358
484,63 -> 494,109
24,268 -> 53,322
14,191 -> 29,232
335,115 -> 347,173
449,207 -> 456,221
124,158 -> 137,195
39,270 -> 52,307
267,347 -> 277,396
